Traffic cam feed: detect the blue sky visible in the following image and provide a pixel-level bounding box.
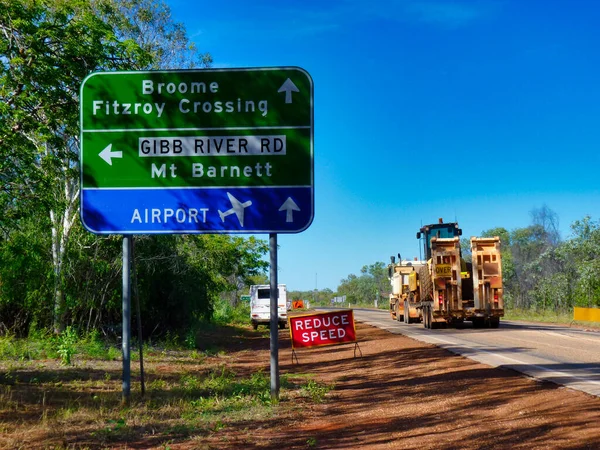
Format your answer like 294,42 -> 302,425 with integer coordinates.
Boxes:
166,0 -> 600,292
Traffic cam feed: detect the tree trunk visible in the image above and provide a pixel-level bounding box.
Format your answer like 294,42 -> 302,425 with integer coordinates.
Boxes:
50,176 -> 79,334
51,210 -> 64,334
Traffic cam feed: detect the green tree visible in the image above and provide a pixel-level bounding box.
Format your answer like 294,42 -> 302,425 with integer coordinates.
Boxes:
480,207 -> 571,312
110,0 -> 212,70
1,0 -> 141,331
564,216 -> 600,307
506,218 -> 560,310
338,262 -> 387,306
0,213 -> 53,335
131,235 -> 268,335
0,0 -> 211,333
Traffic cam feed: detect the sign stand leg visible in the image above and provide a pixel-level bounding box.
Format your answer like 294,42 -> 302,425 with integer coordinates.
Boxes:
354,342 -> 363,358
131,237 -> 145,397
292,349 -> 299,365
122,236 -> 131,406
269,233 -> 280,403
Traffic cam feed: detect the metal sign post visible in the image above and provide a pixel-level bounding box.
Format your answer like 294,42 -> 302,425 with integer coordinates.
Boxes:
269,233 -> 279,401
122,236 -> 131,405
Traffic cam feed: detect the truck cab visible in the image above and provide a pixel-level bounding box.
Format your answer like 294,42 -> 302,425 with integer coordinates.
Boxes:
250,284 -> 288,330
417,219 -> 462,260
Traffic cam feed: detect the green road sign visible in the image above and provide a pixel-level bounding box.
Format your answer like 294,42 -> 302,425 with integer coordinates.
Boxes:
80,67 -> 314,234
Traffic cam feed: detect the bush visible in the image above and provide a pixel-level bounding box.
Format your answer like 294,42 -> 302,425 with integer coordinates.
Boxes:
56,326 -> 78,366
212,297 -> 250,326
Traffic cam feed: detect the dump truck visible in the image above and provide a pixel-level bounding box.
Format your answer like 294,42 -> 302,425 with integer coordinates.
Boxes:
388,219 -> 504,328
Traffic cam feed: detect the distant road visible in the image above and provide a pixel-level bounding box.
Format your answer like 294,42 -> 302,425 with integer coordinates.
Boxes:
348,308 -> 600,398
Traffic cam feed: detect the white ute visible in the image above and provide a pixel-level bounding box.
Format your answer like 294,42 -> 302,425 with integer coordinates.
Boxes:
250,284 -> 288,330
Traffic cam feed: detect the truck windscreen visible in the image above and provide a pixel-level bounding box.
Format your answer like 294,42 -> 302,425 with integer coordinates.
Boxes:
257,289 -> 279,299
430,226 -> 458,239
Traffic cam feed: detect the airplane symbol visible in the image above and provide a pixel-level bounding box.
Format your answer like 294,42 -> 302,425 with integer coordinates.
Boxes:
218,192 -> 252,227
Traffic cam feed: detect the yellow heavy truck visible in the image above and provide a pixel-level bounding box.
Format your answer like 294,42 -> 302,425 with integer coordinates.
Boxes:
388,257 -> 426,323
388,219 -> 504,328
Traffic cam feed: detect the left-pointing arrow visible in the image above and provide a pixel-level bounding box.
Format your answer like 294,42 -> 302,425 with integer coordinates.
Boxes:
99,144 -> 123,166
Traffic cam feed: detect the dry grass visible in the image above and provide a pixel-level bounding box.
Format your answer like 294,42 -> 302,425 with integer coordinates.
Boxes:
0,324 -> 329,449
505,308 -> 600,329
2,320 -> 600,449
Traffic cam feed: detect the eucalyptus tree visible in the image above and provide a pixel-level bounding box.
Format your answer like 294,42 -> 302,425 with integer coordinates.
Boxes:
565,216 -> 600,307
0,0 -> 211,332
338,262 -> 388,305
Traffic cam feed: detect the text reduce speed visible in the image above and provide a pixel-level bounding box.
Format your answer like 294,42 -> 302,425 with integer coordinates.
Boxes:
289,310 -> 356,349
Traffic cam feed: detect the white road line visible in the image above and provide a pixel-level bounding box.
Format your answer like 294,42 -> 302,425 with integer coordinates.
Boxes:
541,330 -> 600,344
423,334 -> 600,387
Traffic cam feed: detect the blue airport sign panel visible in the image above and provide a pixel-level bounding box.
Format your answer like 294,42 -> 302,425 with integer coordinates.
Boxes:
79,67 -> 314,234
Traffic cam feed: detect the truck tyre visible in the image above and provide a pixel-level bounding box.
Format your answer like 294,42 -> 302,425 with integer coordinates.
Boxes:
396,302 -> 403,322
428,307 -> 437,329
279,322 -> 286,330
489,317 -> 500,328
252,322 -> 258,330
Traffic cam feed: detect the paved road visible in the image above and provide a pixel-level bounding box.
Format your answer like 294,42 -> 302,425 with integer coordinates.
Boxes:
351,308 -> 600,398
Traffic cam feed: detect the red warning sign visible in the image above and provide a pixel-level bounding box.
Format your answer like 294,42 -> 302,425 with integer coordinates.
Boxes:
289,310 -> 356,349
292,300 -> 305,309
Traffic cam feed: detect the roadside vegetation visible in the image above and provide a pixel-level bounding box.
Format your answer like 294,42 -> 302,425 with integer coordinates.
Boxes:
0,300 -> 334,448
0,0 -> 270,341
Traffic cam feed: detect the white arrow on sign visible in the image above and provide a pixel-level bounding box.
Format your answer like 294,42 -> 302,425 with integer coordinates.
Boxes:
99,144 -> 123,166
278,197 -> 300,222
278,78 -> 299,104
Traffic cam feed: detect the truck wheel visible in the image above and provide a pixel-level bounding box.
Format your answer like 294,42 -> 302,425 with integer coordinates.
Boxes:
489,317 -> 500,328
396,302 -> 403,322
428,307 -> 437,329
279,322 -> 286,330
252,322 -> 258,330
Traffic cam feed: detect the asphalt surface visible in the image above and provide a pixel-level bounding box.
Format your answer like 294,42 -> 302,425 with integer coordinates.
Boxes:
349,308 -> 600,398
